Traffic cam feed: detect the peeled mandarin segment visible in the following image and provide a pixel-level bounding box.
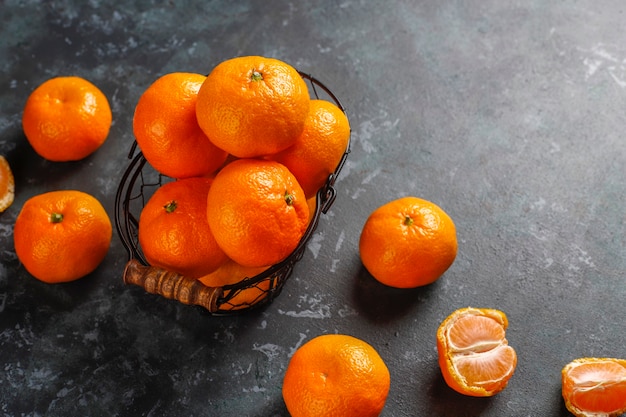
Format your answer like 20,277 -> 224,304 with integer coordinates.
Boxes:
562,358 -> 626,417
452,345 -> 517,392
437,307 -> 517,397
0,156 -> 15,212
446,315 -> 506,352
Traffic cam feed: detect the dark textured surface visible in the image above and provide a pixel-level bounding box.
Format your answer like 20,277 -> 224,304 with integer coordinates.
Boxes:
1,1 -> 625,416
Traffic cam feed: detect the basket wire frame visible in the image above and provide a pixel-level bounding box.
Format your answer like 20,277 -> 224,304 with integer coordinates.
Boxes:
114,72 -> 351,315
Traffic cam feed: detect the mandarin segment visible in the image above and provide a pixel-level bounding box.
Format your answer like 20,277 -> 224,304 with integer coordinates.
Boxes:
0,156 -> 15,212
195,55 -> 310,158
436,307 -> 517,397
22,76 -> 111,161
282,334 -> 390,417
562,357 -> 626,417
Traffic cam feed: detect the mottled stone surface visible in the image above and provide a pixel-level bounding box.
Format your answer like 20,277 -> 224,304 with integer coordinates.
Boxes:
1,1 -> 625,416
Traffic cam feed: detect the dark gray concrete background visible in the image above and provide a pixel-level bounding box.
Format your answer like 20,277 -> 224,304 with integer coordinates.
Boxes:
1,1 -> 625,416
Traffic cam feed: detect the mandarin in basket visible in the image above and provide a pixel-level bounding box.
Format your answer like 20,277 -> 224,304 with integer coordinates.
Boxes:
282,334 -> 390,417
359,196 -> 457,288
195,55 -> 310,158
22,76 -> 112,161
14,190 -> 112,283
270,99 -> 350,198
436,307 -> 517,397
206,159 -> 309,268
198,258 -> 270,311
133,72 -> 228,179
0,156 -> 15,212
138,177 -> 228,279
562,357 -> 626,417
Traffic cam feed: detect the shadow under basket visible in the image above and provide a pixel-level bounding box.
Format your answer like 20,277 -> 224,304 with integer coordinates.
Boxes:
114,72 -> 350,315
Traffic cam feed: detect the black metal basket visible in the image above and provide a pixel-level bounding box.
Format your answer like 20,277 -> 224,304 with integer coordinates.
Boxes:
114,72 -> 350,315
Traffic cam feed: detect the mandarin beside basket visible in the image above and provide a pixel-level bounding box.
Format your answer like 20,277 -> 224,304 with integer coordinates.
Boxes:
114,72 -> 350,315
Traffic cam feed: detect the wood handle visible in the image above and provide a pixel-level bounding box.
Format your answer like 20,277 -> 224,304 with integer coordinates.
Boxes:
123,259 -> 222,312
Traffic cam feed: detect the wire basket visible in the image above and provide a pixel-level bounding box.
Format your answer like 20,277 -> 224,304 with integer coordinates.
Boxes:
114,72 -> 350,315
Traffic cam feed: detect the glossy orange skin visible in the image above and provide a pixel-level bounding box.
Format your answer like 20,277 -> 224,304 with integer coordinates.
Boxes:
206,159 -> 309,268
270,99 -> 350,198
562,357 -> 626,417
0,156 -> 14,212
282,334 -> 390,417
22,76 -> 112,161
133,72 -> 228,179
359,196 -> 457,288
436,307 -> 517,397
138,177 -> 228,279
195,56 -> 310,158
13,190 -> 112,283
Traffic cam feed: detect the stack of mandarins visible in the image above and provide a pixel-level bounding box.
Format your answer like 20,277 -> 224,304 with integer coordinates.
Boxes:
132,56 -> 350,307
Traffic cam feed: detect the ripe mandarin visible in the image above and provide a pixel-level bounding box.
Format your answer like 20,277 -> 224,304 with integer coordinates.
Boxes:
359,196 -> 457,288
195,56 -> 310,158
13,190 -> 112,283
133,72 -> 228,178
138,177 -> 228,279
282,334 -> 390,417
206,159 -> 309,268
198,258 -> 270,311
22,76 -> 112,161
270,99 -> 350,198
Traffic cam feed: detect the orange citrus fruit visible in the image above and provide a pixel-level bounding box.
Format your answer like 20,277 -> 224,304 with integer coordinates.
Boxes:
195,55 -> 310,158
133,72 -> 228,179
359,196 -> 457,288
270,99 -> 350,198
0,156 -> 15,212
282,334 -> 390,417
206,158 -> 309,268
138,177 -> 228,279
198,258 -> 270,311
22,76 -> 112,161
562,357 -> 626,417
436,307 -> 517,397
13,190 -> 112,283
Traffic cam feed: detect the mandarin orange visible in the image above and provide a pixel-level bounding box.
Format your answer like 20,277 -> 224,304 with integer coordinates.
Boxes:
13,190 -> 112,283
436,307 -> 517,397
133,72 -> 228,179
270,99 -> 350,198
282,334 -> 390,417
562,357 -> 626,417
198,258 -> 270,311
22,76 -> 112,161
195,56 -> 310,158
138,177 -> 228,279
359,196 -> 457,288
0,156 -> 15,212
206,159 -> 309,268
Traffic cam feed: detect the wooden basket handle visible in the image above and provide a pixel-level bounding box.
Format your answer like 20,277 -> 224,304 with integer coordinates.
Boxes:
123,259 -> 223,312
